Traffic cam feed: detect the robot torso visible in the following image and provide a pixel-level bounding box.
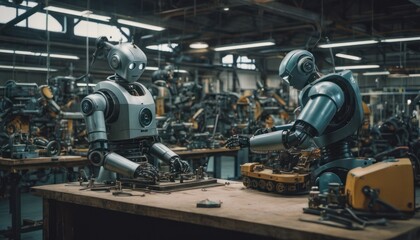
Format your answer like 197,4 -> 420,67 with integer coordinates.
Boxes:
299,70 -> 363,147
94,80 -> 157,141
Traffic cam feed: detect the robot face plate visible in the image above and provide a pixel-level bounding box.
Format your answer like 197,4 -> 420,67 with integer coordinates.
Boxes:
108,42 -> 147,83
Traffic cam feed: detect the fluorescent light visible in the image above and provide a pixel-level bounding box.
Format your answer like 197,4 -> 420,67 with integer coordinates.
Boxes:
48,53 -> 79,60
335,53 -> 361,61
381,36 -> 420,43
335,65 -> 380,70
146,43 -> 178,52
214,40 -> 275,52
44,6 -> 110,22
0,65 -> 58,72
80,10 -> 111,22
145,66 -> 159,71
408,74 -> 420,77
44,6 -> 81,15
174,69 -> 189,73
189,42 -> 209,49
362,71 -> 390,76
318,40 -> 378,48
117,19 -> 165,31
0,49 -> 79,60
76,83 -> 97,87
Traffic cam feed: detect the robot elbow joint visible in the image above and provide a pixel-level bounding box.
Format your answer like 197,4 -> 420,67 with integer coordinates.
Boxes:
88,150 -> 105,166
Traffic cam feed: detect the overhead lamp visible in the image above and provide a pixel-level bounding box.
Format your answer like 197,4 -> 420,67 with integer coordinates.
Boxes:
318,40 -> 378,48
362,71 -> 390,76
0,49 -> 79,60
189,42 -> 209,49
335,65 -> 380,70
174,69 -> 189,73
76,83 -> 96,87
44,6 -> 110,22
335,53 -> 361,61
381,36 -> 420,43
146,43 -> 178,52
117,19 -> 165,31
408,74 -> 420,77
145,66 -> 159,71
214,39 -> 275,52
0,65 -> 58,72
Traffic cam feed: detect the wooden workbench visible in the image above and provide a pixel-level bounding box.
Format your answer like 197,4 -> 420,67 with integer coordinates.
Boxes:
33,180 -> 420,240
0,155 -> 89,172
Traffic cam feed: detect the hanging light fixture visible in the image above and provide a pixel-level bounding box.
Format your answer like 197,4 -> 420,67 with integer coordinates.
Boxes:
189,42 -> 209,49
214,39 -> 275,52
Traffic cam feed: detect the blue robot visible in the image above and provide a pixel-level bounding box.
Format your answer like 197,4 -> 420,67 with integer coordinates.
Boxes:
226,50 -> 373,192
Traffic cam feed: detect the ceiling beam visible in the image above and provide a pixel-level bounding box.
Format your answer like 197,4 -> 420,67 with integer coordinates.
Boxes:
0,2 -> 44,33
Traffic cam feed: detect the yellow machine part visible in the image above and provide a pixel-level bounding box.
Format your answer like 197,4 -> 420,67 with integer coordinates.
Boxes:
241,163 -> 308,183
345,158 -> 415,213
240,162 -> 258,173
40,85 -> 54,100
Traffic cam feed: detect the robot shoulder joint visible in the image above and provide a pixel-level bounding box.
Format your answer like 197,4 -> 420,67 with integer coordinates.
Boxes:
80,92 -> 107,115
308,82 -> 345,108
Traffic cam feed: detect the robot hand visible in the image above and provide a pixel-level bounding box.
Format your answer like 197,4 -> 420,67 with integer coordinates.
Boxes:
225,135 -> 250,149
134,162 -> 160,183
254,128 -> 272,136
170,157 -> 190,174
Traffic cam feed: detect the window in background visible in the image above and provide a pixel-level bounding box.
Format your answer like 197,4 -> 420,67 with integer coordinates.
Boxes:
237,55 -> 256,70
0,1 -> 63,32
74,20 -> 130,42
222,54 -> 233,67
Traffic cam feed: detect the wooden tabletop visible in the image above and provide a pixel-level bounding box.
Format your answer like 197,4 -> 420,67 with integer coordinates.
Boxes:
0,155 -> 88,172
32,180 -> 420,240
173,147 -> 239,159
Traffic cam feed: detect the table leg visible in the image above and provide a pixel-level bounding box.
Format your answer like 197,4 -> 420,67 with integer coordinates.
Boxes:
10,172 -> 21,240
235,148 -> 249,178
214,156 -> 222,178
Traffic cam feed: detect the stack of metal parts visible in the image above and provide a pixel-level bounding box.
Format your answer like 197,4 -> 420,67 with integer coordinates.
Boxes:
0,78 -> 89,159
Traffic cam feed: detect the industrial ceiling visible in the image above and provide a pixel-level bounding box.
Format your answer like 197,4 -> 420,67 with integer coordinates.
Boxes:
1,0 -> 420,82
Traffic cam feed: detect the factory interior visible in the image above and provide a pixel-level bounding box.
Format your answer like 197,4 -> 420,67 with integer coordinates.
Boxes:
1,0 -> 420,239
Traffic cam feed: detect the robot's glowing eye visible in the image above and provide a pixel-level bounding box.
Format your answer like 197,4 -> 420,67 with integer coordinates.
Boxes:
138,63 -> 145,70
129,63 -> 136,70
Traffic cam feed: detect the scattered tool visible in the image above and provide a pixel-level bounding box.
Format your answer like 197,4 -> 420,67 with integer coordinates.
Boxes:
196,199 -> 222,208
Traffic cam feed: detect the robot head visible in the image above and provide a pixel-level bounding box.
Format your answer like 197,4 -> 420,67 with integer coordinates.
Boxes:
151,69 -> 171,83
107,42 -> 147,83
279,49 -> 316,90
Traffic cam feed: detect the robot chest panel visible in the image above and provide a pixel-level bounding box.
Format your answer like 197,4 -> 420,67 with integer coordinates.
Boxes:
106,97 -> 157,140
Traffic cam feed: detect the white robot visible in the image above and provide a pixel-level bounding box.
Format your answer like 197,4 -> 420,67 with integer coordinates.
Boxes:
81,37 -> 190,183
226,49 -> 373,192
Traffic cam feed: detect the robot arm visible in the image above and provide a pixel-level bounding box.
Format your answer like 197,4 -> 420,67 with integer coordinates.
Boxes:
40,85 -> 84,120
254,81 -> 344,151
149,142 -> 190,173
81,92 -> 146,179
227,82 -> 345,152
